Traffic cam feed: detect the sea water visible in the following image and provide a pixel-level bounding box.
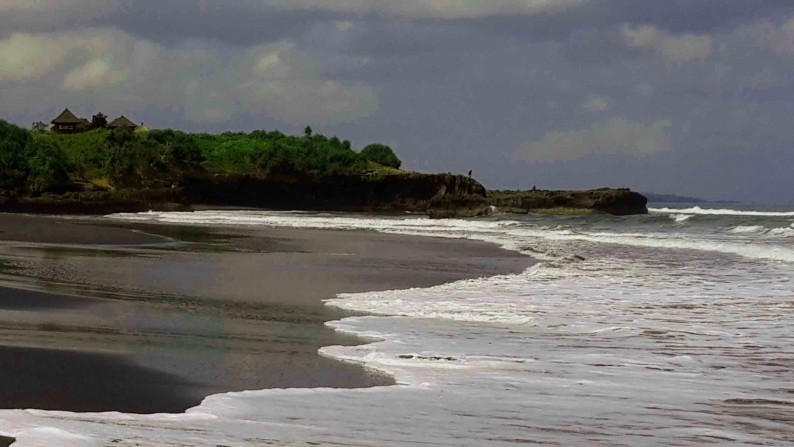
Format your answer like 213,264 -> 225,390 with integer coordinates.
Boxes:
1,205 -> 793,446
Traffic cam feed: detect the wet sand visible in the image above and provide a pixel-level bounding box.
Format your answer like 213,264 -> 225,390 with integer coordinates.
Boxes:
0,214 -> 166,245
0,213 -> 533,414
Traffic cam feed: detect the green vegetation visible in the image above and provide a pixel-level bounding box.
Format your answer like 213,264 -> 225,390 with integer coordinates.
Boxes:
360,143 -> 401,169
0,120 -> 404,194
0,120 -> 30,189
26,133 -> 70,193
51,129 -> 112,182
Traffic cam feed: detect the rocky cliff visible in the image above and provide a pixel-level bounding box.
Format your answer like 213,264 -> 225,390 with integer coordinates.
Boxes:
488,188 -> 648,215
0,172 -> 490,218
0,188 -> 187,215
182,172 -> 490,217
1,177 -> 647,217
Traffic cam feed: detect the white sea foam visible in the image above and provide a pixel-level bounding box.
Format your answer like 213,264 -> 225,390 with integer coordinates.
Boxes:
506,226 -> 794,263
106,210 -> 794,263
769,226 -> 794,237
731,224 -> 794,237
325,269 -> 546,325
670,213 -> 692,223
731,225 -> 766,233
651,206 -> 794,216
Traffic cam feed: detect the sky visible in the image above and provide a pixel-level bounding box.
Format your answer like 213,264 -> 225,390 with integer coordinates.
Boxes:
1,1 -> 793,203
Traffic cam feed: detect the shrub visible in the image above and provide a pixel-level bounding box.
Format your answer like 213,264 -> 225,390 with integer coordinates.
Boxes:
0,120 -> 30,189
360,144 -> 401,169
26,134 -> 70,193
105,142 -> 141,188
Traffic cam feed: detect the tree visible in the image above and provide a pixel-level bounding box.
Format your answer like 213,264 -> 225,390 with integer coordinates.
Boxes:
360,143 -> 402,169
0,120 -> 30,189
26,134 -> 70,193
91,113 -> 108,129
105,142 -> 141,188
105,127 -> 135,147
304,126 -> 313,137
31,121 -> 48,132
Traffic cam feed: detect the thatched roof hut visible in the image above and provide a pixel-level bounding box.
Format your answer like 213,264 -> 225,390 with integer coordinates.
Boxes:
107,115 -> 139,131
51,108 -> 84,133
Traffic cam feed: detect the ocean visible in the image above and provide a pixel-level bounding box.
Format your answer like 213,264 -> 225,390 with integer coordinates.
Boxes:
2,204 -> 793,446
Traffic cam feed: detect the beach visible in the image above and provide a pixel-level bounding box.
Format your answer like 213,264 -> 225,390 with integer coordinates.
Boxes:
0,213 -> 533,414
1,208 -> 793,445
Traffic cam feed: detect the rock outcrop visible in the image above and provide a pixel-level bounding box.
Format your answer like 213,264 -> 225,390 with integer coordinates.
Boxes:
487,188 -> 648,215
0,188 -> 188,214
183,172 -> 489,218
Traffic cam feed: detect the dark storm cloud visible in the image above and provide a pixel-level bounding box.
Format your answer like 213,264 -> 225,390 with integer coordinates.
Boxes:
4,1 -> 793,47
91,2 -> 332,47
411,0 -> 794,48
585,0 -> 794,34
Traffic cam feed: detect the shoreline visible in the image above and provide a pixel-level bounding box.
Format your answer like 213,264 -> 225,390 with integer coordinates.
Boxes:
0,212 -> 534,416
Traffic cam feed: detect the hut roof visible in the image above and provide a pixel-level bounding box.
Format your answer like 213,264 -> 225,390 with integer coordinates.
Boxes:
107,115 -> 138,129
51,108 -> 83,125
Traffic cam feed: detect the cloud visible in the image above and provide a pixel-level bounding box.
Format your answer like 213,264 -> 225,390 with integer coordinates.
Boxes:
265,0 -> 585,19
755,16 -> 794,54
0,0 -> 110,14
183,80 -> 237,124
157,39 -> 380,126
335,20 -> 354,32
0,27 -> 377,126
0,0 -> 117,25
514,118 -> 673,162
62,58 -> 126,91
620,25 -> 712,63
582,95 -> 610,112
0,31 -> 110,81
242,42 -> 378,125
634,83 -> 655,97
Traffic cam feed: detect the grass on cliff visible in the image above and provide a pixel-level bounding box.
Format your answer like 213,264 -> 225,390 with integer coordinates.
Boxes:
52,129 -> 112,180
363,161 -> 403,177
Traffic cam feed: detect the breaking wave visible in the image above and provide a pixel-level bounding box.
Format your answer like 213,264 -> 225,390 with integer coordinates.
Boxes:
669,214 -> 692,223
651,206 -> 794,217
107,210 -> 794,263
731,224 -> 794,238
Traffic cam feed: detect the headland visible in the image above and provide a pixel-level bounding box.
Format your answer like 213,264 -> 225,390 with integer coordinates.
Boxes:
0,119 -> 647,217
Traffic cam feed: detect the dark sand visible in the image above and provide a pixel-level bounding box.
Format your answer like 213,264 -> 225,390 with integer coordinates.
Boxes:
0,214 -> 167,245
0,213 -> 533,414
